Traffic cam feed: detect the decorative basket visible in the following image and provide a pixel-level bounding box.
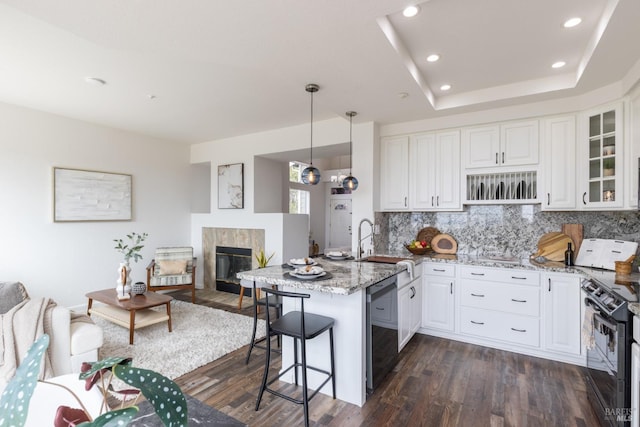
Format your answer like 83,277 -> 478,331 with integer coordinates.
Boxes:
404,244 -> 431,255
132,281 -> 147,295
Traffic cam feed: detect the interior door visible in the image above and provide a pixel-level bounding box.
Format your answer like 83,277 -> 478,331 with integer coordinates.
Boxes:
328,198 -> 352,248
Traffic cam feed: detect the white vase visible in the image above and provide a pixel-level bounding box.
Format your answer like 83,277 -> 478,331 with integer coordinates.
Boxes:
116,261 -> 132,294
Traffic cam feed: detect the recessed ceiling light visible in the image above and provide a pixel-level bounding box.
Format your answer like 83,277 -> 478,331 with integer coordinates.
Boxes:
148,94 -> 157,100
403,5 -> 420,17
552,61 -> 566,69
426,54 -> 440,63
398,92 -> 409,99
563,17 -> 582,28
84,77 -> 106,86
440,84 -> 451,91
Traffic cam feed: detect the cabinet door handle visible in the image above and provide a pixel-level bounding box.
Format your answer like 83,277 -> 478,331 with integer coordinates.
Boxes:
502,152 -> 505,163
548,278 -> 551,292
431,196 -> 434,207
450,282 -> 453,294
410,286 -> 416,299
471,320 -> 484,325
471,293 -> 485,297
511,299 -> 527,303
436,195 -> 440,206
495,153 -> 498,164
582,192 -> 587,205
375,307 -> 385,311
547,193 -> 550,205
471,272 -> 485,276
511,276 -> 527,280
404,196 -> 408,207
511,328 -> 526,333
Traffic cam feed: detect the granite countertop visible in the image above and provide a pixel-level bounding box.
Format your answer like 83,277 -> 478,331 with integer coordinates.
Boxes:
629,304 -> 640,316
237,257 -> 407,295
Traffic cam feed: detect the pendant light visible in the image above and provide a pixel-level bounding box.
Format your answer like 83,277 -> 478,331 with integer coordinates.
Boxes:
301,83 -> 321,185
342,111 -> 359,191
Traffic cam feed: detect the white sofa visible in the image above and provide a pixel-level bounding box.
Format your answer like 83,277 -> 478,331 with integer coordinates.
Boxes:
49,304 -> 104,376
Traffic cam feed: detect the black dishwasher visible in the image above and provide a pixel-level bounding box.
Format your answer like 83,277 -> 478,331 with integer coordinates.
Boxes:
366,274 -> 398,395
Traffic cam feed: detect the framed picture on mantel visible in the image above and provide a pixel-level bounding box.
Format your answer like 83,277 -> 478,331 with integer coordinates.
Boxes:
218,163 -> 244,209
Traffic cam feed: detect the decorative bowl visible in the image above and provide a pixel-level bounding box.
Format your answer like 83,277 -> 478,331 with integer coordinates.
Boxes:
404,244 -> 431,255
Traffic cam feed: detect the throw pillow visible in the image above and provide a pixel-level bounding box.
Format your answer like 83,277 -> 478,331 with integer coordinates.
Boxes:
0,281 -> 29,314
158,259 -> 188,275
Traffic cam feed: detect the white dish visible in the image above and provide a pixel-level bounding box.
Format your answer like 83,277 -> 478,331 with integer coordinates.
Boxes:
288,257 -> 317,266
294,266 -> 324,276
290,271 -> 327,280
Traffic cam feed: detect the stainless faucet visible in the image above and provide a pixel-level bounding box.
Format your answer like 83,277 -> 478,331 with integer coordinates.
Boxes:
357,218 -> 374,260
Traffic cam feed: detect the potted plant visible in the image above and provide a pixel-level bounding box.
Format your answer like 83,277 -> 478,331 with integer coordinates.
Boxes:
255,249 -> 275,268
0,334 -> 187,427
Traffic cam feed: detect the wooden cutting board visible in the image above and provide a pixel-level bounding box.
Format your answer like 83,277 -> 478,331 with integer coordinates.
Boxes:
431,233 -> 458,254
561,223 -> 583,257
534,232 -> 574,262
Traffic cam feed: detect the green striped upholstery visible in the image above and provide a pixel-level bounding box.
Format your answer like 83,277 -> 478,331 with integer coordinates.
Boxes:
150,247 -> 194,287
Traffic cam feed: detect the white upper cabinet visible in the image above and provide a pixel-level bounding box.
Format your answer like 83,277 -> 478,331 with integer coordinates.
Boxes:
380,136 -> 410,210
463,120 -> 539,169
380,131 -> 461,211
541,115 -> 576,210
410,131 -> 461,211
578,103 -> 624,209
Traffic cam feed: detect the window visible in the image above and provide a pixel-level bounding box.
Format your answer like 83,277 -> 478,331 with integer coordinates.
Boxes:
289,161 -> 306,183
289,189 -> 310,214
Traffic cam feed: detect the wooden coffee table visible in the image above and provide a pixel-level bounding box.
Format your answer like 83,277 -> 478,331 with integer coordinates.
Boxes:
86,289 -> 173,345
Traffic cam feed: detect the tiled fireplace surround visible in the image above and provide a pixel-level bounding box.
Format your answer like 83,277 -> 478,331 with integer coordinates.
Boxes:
202,227 -> 264,291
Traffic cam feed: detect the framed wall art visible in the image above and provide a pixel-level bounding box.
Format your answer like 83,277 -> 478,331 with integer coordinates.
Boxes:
218,163 -> 244,209
53,167 -> 132,222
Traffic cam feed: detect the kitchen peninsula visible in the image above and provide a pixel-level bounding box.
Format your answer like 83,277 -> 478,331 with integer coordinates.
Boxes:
237,258 -> 407,406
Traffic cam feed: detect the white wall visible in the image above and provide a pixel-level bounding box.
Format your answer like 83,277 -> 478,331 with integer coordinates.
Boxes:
0,102 -> 191,307
191,118 -> 376,256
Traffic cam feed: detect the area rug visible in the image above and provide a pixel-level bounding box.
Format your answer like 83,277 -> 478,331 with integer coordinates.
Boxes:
94,300 -> 265,379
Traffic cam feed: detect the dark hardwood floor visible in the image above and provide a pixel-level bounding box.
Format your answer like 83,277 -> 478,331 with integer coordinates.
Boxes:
170,289 -> 601,426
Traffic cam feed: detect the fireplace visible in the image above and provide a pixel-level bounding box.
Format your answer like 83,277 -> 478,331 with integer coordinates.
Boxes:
215,246 -> 252,295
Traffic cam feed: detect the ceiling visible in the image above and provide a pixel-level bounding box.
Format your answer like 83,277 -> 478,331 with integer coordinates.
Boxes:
0,0 -> 639,145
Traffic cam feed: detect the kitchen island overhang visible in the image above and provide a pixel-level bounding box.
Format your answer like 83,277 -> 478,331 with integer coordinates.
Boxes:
237,259 -> 406,407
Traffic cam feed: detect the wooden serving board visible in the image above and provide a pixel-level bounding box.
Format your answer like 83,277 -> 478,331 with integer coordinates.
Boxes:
364,256 -> 411,264
431,234 -> 458,254
561,223 -> 583,258
534,232 -> 574,262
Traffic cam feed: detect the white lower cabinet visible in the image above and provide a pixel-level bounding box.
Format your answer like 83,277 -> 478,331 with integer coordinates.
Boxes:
460,306 -> 540,347
422,263 -> 455,332
418,263 -> 585,365
543,273 -> 582,356
632,340 -> 640,427
398,266 -> 423,352
459,266 -> 540,348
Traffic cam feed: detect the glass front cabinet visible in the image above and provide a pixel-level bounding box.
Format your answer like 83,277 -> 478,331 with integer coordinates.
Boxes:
581,103 -> 623,208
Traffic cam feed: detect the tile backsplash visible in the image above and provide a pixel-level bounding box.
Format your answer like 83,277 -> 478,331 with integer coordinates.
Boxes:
375,205 -> 640,259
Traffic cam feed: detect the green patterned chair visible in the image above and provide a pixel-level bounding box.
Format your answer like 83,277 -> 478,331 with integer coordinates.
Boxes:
146,247 -> 197,303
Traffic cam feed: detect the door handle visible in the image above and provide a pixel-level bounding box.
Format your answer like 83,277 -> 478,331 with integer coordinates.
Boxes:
583,192 -> 587,205
502,152 -> 505,163
511,328 -> 526,333
410,286 -> 416,299
495,153 -> 498,164
471,320 -> 484,325
471,293 -> 485,297
548,278 -> 551,292
404,196 -> 408,207
436,196 -> 440,206
431,196 -> 434,207
547,193 -> 550,205
450,282 -> 453,294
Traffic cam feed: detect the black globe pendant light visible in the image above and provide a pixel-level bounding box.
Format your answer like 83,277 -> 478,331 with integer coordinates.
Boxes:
301,83 -> 321,185
342,111 -> 359,191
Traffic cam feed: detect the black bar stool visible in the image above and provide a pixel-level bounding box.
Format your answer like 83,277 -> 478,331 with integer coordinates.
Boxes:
240,279 -> 282,364
255,288 -> 336,427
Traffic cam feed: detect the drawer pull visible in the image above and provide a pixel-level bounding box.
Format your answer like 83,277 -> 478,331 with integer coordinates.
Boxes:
375,307 -> 385,311
433,268 -> 446,272
471,320 -> 484,325
471,293 -> 485,297
511,298 -> 527,303
470,272 -> 485,276
511,276 -> 527,280
510,327 -> 526,333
